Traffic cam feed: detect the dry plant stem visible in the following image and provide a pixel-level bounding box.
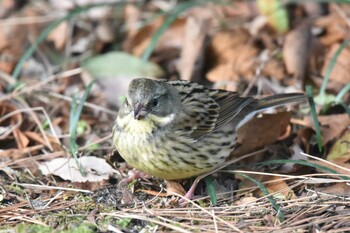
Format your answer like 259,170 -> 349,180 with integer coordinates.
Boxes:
0,106 -> 60,149
1,151 -> 64,169
16,183 -> 92,193
171,192 -> 242,232
78,134 -> 112,150
301,152 -> 350,173
242,62 -> 265,97
49,91 -> 117,116
332,3 -> 350,28
0,70 -> 16,85
180,148 -> 266,202
107,225 -> 123,233
212,209 -> 218,233
103,213 -> 192,233
0,68 -> 82,102
43,191 -> 64,209
0,14 -> 63,26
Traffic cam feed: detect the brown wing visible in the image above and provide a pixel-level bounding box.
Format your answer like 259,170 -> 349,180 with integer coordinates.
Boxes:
169,80 -> 255,140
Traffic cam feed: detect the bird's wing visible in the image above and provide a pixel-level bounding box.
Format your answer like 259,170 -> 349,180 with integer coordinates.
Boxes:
168,80 -> 255,140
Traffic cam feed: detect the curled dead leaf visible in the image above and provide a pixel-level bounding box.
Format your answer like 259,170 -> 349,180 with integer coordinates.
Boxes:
233,112 -> 292,157
165,180 -> 186,196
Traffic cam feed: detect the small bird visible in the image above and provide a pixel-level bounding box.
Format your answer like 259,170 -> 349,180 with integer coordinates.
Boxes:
113,78 -> 305,182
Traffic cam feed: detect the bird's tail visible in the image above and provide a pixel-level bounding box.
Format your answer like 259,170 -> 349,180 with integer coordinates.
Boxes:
256,93 -> 307,111
234,93 -> 307,130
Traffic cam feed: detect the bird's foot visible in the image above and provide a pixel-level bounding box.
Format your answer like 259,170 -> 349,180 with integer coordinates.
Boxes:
119,169 -> 149,186
178,181 -> 199,206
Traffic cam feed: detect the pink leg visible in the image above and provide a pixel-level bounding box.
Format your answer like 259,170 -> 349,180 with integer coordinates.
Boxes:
119,169 -> 149,185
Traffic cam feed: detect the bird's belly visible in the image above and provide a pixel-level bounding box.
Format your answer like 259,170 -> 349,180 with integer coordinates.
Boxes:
114,128 -> 233,180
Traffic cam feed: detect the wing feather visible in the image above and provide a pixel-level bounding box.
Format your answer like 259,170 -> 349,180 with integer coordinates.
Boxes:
168,80 -> 255,139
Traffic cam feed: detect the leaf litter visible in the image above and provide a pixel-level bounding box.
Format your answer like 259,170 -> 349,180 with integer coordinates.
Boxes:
0,0 -> 350,232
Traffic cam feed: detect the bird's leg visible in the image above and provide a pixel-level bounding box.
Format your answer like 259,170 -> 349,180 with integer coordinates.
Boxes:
119,169 -> 149,186
179,149 -> 266,205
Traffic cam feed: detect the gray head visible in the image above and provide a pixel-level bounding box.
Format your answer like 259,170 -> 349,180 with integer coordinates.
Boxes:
121,78 -> 181,120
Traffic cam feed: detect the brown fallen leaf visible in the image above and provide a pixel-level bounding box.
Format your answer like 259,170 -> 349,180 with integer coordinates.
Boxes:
124,17 -> 186,57
316,182 -> 350,196
12,128 -> 29,150
238,174 -> 296,200
47,21 -> 68,51
321,43 -> 350,87
315,14 -> 348,46
24,131 -> 61,151
262,59 -> 286,81
262,176 -> 296,200
283,20 -> 313,81
0,145 -> 44,159
306,114 -> 350,145
233,111 -> 292,157
234,196 -> 258,205
207,29 -> 258,82
165,180 -> 186,196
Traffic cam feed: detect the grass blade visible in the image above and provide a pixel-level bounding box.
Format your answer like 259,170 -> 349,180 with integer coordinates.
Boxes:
306,85 -> 323,152
335,83 -> 350,103
204,176 -> 217,206
11,3 -> 121,84
69,80 -> 96,176
239,174 -> 285,222
318,40 -> 349,105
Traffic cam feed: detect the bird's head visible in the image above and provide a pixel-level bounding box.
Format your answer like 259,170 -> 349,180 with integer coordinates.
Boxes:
119,78 -> 181,124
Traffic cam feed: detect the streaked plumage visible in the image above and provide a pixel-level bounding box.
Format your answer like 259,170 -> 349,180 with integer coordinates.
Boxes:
113,78 -> 305,180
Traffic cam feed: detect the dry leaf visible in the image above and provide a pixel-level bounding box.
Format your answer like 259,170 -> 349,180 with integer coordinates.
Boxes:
233,112 -> 292,156
207,29 -> 258,82
327,131 -> 350,161
263,59 -> 286,80
321,43 -> 350,86
165,180 -> 186,196
0,145 -> 44,159
315,14 -> 348,46
177,17 -> 207,81
47,21 -> 68,51
316,182 -> 350,196
262,176 -> 296,200
12,129 -> 29,150
24,131 -> 61,151
39,157 -> 117,182
0,102 -> 22,139
306,114 -> 350,144
124,17 -> 186,57
283,20 -> 313,80
234,196 -> 258,205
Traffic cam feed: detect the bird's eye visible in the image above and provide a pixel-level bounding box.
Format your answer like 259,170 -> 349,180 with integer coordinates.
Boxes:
152,98 -> 159,107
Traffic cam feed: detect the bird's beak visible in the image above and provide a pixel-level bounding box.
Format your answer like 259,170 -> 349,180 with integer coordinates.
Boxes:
133,103 -> 147,120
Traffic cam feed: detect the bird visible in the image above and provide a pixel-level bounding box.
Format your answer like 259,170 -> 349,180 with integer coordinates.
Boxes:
113,78 -> 305,185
